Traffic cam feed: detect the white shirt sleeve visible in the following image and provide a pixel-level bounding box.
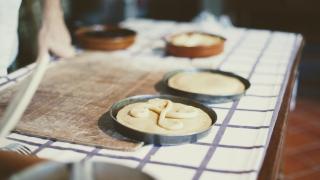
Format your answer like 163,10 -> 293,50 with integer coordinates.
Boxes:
0,0 -> 22,76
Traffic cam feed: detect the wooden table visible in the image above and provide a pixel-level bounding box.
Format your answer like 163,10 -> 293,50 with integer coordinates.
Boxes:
0,19 -> 304,180
258,39 -> 304,180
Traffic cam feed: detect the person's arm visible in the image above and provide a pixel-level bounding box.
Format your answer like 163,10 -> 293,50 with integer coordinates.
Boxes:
38,0 -> 75,58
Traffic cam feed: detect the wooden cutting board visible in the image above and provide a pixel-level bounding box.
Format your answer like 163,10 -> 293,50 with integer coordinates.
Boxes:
0,52 -> 194,151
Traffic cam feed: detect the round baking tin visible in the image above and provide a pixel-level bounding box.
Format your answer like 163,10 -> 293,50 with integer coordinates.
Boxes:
165,32 -> 226,58
12,161 -> 154,180
75,25 -> 136,51
108,95 -> 217,145
159,69 -> 251,104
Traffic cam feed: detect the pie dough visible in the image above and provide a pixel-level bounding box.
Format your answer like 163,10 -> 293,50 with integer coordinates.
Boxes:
168,72 -> 245,96
171,33 -> 222,47
116,98 -> 212,135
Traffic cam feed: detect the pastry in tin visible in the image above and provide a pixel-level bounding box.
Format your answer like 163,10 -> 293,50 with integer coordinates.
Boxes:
171,33 -> 223,47
116,98 -> 212,135
168,71 -> 245,96
166,32 -> 225,58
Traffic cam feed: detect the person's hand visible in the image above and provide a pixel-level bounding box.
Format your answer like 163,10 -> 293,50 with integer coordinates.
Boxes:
38,0 -> 75,58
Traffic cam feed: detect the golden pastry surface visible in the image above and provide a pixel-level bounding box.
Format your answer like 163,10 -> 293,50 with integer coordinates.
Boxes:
171,33 -> 222,47
116,98 -> 212,135
168,72 -> 245,96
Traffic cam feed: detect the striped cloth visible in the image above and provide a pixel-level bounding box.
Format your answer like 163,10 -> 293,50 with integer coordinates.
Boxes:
0,19 -> 302,180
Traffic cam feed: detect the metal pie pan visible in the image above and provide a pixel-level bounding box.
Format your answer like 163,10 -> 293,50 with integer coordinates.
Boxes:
108,95 -> 217,145
159,69 -> 251,104
11,161 -> 154,180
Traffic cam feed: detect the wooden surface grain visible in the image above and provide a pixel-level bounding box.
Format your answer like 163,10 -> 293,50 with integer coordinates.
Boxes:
0,52 -> 192,151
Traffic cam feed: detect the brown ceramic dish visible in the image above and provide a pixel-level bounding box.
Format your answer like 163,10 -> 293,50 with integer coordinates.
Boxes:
75,25 -> 136,51
165,32 -> 226,58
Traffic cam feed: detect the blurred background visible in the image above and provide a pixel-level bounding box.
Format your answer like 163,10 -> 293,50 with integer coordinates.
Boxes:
14,0 -> 320,98
13,1 -> 320,179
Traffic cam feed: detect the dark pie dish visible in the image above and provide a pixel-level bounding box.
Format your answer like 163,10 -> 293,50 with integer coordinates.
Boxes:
165,32 -> 226,58
107,95 -> 217,145
157,69 -> 251,104
11,161 -> 154,180
75,25 -> 136,51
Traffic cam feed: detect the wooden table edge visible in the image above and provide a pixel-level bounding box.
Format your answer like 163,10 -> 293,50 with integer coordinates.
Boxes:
258,36 -> 305,180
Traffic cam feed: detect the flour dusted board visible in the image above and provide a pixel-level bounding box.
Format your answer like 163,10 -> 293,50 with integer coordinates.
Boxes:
0,52 -> 192,151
